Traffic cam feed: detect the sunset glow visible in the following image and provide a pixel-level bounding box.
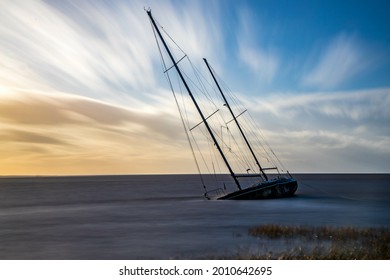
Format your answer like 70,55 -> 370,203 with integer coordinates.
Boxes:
1,0 -> 389,175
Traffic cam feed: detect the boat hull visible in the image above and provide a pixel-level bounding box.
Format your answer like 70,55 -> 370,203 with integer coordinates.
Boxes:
217,178 -> 298,200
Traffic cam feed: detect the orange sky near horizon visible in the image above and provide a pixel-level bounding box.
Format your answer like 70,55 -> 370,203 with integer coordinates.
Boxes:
0,89 -> 198,176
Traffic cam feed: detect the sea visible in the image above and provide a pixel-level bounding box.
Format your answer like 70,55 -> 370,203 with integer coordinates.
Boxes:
0,174 -> 389,259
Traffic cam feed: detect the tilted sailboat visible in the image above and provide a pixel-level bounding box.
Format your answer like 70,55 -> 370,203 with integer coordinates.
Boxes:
146,9 -> 298,200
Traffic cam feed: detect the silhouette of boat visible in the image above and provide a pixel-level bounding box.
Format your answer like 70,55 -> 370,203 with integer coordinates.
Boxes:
146,9 -> 297,200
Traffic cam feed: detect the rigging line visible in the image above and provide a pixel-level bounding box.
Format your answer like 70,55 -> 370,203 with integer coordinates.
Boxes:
177,73 -> 192,137
212,107 -> 253,171
205,73 -> 261,174
190,59 -> 210,99
206,63 -> 273,177
152,14 -> 208,168
189,128 -> 212,174
186,57 -> 230,125
190,58 -> 232,107
150,16 -> 207,189
227,102 -> 279,170
205,130 -> 218,176
223,127 -> 245,168
191,62 -> 237,140
193,73 -> 220,119
157,19 -> 187,55
240,118 -> 271,159
226,110 -> 275,171
200,125 -> 224,182
152,17 -> 209,174
191,119 -> 217,176
190,109 -> 220,131
243,122 -> 279,172
225,124 -> 257,173
210,121 -> 254,173
222,125 -> 231,150
226,109 -> 247,124
231,100 -> 286,172
164,55 -> 187,73
227,147 -> 255,175
188,58 -> 224,108
170,74 -> 207,189
199,59 -> 285,175
150,31 -> 218,114
211,135 -> 224,183
182,70 -> 219,110
176,71 -> 189,128
212,68 -> 245,111
149,11 -> 243,190
153,16 -> 187,58
150,17 -> 169,74
172,82 -> 207,189
220,87 -> 270,167
246,113 -> 287,172
242,119 -> 280,172
176,70 -> 213,176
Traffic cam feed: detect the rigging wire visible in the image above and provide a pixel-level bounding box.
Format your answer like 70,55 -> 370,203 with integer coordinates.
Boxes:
149,13 -> 293,194
176,71 -> 214,177
149,16 -> 207,190
213,68 -> 289,174
203,64 -> 275,175
188,62 -> 267,177
187,61 -> 260,174
150,16 -> 237,191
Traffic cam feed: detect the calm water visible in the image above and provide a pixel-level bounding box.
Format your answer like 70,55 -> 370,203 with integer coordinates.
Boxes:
0,174 -> 389,259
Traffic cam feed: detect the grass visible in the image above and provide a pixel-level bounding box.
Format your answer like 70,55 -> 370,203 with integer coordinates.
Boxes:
214,225 -> 390,260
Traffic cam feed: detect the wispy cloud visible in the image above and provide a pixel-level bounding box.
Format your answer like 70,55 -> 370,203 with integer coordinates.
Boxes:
248,88 -> 390,121
1,129 -> 68,145
236,8 -> 279,83
0,0 -> 159,102
151,0 -> 223,62
241,88 -> 390,172
0,0 -> 226,104
302,34 -> 376,89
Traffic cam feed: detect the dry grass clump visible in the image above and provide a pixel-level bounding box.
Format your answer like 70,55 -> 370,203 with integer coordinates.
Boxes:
249,224 -> 388,241
229,225 -> 390,260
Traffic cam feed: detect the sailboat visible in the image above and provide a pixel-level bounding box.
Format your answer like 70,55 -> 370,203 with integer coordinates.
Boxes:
146,9 -> 298,200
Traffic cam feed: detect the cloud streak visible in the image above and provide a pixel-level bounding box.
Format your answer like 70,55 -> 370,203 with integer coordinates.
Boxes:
0,89 -> 192,175
0,0 -> 227,103
241,88 -> 390,172
302,34 -> 376,89
0,0 -> 159,102
236,8 -> 279,83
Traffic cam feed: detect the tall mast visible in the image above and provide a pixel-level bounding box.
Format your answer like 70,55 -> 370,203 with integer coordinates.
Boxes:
203,58 -> 269,181
147,10 -> 241,190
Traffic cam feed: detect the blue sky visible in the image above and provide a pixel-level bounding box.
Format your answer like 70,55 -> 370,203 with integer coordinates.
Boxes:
208,0 -> 389,93
0,0 -> 389,174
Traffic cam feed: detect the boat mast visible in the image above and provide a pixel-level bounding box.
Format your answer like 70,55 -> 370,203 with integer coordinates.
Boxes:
203,58 -> 269,181
147,10 -> 242,190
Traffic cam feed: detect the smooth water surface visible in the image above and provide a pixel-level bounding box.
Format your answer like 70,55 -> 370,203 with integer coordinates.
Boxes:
0,174 -> 389,259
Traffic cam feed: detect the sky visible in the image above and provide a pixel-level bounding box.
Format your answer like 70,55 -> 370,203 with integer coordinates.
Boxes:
0,0 -> 389,175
